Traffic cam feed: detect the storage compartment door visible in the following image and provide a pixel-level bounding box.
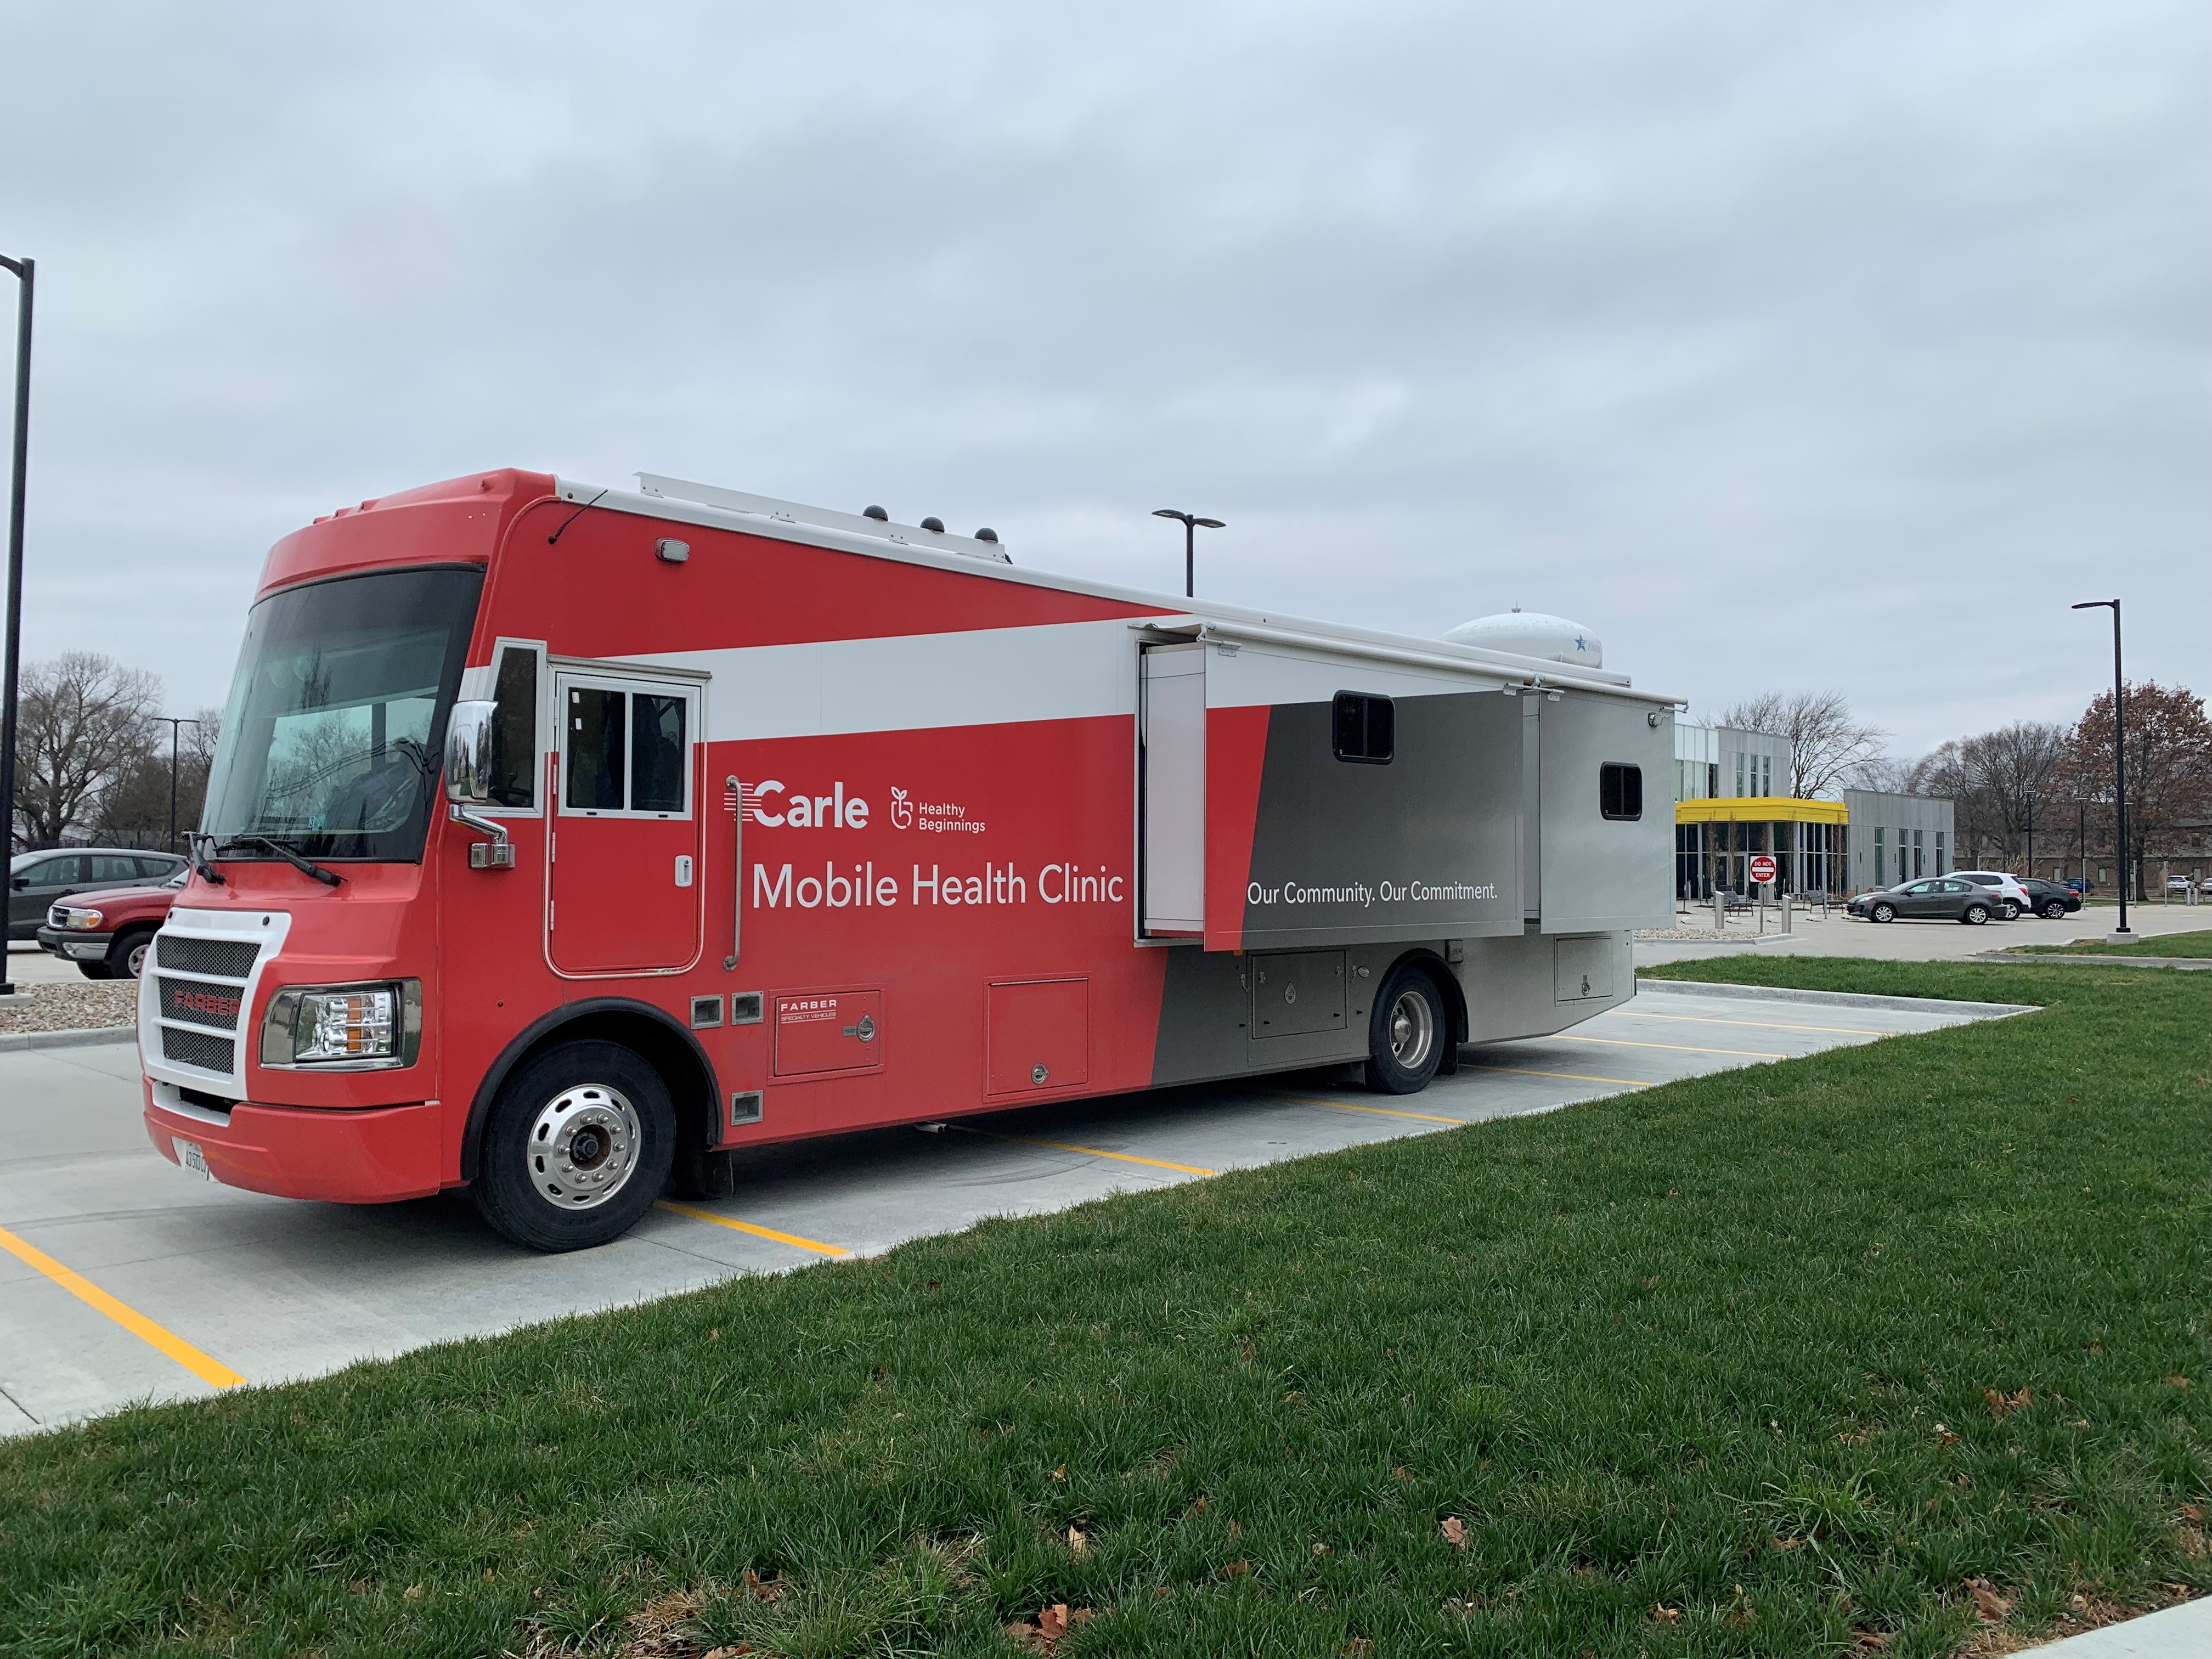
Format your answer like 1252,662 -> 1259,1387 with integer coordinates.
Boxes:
1140,644 -> 1206,935
1537,695 -> 1675,933
988,978 -> 1090,1095
773,989 -> 883,1077
1250,950 -> 1348,1039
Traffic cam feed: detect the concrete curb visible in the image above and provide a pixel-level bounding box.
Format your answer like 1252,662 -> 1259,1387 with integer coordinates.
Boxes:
0,1025 -> 137,1055
1635,977 -> 2038,1018
1972,953 -> 2210,971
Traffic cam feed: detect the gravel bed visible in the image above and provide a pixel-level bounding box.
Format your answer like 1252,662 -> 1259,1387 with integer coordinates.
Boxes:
1635,926 -> 1739,940
0,979 -> 140,1035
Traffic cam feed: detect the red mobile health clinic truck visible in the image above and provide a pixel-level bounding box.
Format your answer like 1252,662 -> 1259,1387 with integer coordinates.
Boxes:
140,470 -> 1679,1250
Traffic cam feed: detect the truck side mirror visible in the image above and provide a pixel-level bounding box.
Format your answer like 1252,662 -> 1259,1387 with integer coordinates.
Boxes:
444,700 -> 497,806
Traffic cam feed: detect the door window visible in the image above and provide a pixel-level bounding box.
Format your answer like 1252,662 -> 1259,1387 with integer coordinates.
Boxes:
31,855 -> 84,887
560,680 -> 693,818
565,687 -> 627,811
88,855 -> 142,882
630,693 -> 688,812
488,644 -> 542,809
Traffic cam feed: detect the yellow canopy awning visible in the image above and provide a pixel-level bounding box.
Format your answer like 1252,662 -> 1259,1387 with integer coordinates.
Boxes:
1674,795 -> 1849,826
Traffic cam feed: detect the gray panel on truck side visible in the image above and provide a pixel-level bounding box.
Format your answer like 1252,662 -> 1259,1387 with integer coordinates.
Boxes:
1239,690 -> 1523,950
1537,695 -> 1675,933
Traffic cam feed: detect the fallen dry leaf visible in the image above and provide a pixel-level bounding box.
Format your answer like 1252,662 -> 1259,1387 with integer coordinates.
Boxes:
1051,1464 -> 1068,1482
1392,1466 -> 1413,1482
701,1648 -> 752,1658
1312,1543 -> 1331,1556
1067,1526 -> 1090,1556
1966,1577 -> 2012,1622
1984,1387 -> 2033,1419
1934,1423 -> 1960,1448
1343,1641 -> 1373,1656
1221,1559 -> 1250,1579
2167,1375 -> 2192,1389
403,1584 -> 424,1601
1442,1595 -> 1483,1615
1772,1537 -> 1803,1551
1853,1630 -> 1891,1651
2182,1504 -> 2204,1522
1037,1605 -> 1071,1640
1649,1604 -> 1681,1624
1440,1516 -> 1468,1549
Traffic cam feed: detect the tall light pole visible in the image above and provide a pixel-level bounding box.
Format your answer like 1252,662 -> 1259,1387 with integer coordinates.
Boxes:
0,254 -> 32,1000
2071,599 -> 2131,941
154,716 -> 202,853
1152,508 -> 1224,600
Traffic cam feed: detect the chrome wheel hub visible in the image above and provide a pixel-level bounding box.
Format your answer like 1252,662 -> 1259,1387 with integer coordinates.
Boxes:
527,1084 -> 641,1210
1387,989 -> 1435,1071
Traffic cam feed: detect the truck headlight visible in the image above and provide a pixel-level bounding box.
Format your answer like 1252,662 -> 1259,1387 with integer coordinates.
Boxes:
61,907 -> 104,930
260,981 -> 422,1068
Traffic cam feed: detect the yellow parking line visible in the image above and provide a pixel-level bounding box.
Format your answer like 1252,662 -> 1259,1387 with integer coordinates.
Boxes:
1278,1094 -> 1465,1125
656,1201 -> 849,1257
1554,1033 -> 1784,1059
951,1127 -> 1216,1176
1611,1009 -> 1884,1038
1466,1064 -> 1652,1088
0,1222 -> 244,1390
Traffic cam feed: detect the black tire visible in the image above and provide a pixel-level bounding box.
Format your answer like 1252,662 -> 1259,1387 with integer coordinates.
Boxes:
472,1039 -> 676,1252
2000,901 -> 2021,921
1364,965 -> 1446,1096
1963,904 -> 1990,926
1870,902 -> 1897,923
76,959 -> 114,980
106,928 -> 155,980
2040,900 -> 2066,920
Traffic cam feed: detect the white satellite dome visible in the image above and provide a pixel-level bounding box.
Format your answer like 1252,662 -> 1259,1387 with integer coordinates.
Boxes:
1442,608 -> 1602,669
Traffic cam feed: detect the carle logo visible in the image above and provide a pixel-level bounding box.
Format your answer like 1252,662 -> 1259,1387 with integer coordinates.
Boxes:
889,787 -> 913,830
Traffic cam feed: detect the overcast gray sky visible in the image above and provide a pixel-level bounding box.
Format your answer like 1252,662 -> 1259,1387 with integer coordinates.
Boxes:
3,1 -> 2204,758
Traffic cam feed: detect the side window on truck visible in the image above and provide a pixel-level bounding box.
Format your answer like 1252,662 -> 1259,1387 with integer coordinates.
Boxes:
1600,762 -> 1642,821
1331,692 -> 1394,764
488,645 -> 540,808
562,680 -> 692,817
566,688 -> 627,810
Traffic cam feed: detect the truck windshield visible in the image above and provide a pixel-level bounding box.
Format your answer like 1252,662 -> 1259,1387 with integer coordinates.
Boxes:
201,566 -> 484,862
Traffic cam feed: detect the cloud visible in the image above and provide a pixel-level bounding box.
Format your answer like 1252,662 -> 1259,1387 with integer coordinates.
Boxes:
2,0 -> 2203,753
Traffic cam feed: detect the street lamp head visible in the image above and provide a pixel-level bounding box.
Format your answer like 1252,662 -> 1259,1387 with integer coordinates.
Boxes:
2071,600 -> 2117,611
1193,517 -> 1225,529
1153,508 -> 1189,523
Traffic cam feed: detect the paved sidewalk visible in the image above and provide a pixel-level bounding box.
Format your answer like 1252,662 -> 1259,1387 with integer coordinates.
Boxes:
2028,1598 -> 2212,1656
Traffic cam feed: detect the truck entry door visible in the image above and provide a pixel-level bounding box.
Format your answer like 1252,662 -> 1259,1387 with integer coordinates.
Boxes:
549,672 -> 704,975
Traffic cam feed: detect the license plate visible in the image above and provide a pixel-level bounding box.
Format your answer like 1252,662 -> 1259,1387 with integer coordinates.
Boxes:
173,1137 -> 216,1182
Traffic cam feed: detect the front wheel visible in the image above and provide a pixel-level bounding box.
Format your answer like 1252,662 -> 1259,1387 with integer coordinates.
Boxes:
1963,904 -> 1990,926
107,928 -> 154,980
1365,966 -> 1446,1096
473,1040 -> 675,1252
76,959 -> 114,980
1870,902 -> 1897,923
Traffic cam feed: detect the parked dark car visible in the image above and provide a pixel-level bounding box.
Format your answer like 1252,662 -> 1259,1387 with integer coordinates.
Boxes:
8,848 -> 189,940
1848,877 -> 2001,925
2018,877 -> 2083,920
36,865 -> 187,978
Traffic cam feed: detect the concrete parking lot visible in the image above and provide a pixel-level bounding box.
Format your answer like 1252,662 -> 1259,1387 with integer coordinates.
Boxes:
1635,901 -> 2209,967
1,978 -> 2030,1437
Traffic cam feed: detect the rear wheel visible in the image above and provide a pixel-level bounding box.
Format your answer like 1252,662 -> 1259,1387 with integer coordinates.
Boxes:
1963,904 -> 1990,926
2040,900 -> 2066,919
1870,902 -> 1897,923
106,928 -> 154,980
1364,966 -> 1446,1095
2000,900 -> 2021,921
473,1040 -> 675,1252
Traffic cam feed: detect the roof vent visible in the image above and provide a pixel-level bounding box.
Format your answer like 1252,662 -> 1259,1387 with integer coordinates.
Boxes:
1442,611 -> 1603,669
974,527 -> 998,543
920,516 -> 946,533
862,505 -> 889,522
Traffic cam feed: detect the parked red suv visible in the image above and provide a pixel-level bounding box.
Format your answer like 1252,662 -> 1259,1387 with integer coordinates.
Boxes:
35,867 -> 187,979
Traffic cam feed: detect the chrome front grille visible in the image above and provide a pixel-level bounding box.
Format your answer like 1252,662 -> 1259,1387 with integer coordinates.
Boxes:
156,934 -> 262,978
161,1027 -> 237,1071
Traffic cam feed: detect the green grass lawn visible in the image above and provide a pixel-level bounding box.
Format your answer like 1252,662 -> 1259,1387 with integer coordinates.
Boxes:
2008,928 -> 2212,959
3,961 -> 2208,1658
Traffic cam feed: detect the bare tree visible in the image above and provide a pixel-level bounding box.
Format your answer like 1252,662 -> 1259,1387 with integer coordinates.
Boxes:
92,707 -> 223,850
9,652 -> 163,851
1909,722 -> 2068,868
1718,690 -> 1889,799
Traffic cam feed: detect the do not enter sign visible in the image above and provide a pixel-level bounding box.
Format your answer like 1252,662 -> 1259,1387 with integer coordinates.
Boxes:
1749,854 -> 1778,885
